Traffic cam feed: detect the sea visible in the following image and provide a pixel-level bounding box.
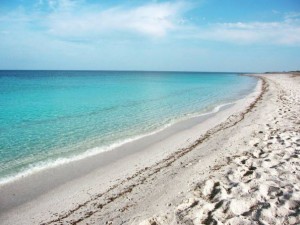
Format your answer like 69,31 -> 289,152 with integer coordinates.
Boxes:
0,70 -> 258,184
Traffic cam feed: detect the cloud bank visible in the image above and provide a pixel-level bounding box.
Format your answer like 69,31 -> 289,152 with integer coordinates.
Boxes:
0,0 -> 299,71
194,19 -> 300,45
44,1 -> 186,38
1,0 -> 300,46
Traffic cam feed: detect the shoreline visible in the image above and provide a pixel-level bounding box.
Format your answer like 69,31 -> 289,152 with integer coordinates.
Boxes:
137,73 -> 300,225
0,77 -> 263,224
0,75 -> 257,187
0,100 -> 237,186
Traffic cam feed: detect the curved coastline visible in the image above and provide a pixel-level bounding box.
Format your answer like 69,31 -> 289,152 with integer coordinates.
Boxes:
0,77 -> 262,214
0,101 -> 237,186
0,83 -> 256,187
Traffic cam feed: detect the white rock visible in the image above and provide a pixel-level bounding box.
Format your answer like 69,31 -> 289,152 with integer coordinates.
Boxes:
230,199 -> 252,215
259,183 -> 280,198
285,200 -> 299,210
288,216 -> 299,224
202,180 -> 215,198
276,206 -> 290,217
253,149 -> 261,158
139,219 -> 157,225
177,197 -> 198,211
225,217 -> 255,225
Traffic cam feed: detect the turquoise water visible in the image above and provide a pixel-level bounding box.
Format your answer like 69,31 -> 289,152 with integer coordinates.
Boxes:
0,71 -> 257,183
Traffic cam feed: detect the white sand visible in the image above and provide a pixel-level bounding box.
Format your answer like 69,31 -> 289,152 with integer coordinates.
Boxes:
0,73 -> 299,225
138,73 -> 300,225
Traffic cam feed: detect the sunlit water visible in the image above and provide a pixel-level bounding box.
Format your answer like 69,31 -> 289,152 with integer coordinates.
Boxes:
0,71 -> 257,183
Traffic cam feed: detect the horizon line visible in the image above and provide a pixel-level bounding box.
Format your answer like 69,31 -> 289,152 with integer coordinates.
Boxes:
0,69 -> 260,74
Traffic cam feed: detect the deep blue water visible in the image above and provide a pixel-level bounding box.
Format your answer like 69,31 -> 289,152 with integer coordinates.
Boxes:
0,71 -> 257,183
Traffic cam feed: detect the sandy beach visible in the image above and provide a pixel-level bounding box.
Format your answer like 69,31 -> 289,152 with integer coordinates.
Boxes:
0,73 -> 299,225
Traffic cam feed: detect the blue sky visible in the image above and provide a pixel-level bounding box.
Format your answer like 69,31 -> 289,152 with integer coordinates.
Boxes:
0,0 -> 299,72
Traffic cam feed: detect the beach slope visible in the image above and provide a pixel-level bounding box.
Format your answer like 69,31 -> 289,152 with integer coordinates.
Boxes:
137,73 -> 300,225
1,73 -> 299,225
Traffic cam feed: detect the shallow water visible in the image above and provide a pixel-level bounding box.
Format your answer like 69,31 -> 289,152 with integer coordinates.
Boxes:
0,71 -> 257,183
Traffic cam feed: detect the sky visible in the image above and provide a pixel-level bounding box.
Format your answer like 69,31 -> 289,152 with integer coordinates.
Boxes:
0,0 -> 299,72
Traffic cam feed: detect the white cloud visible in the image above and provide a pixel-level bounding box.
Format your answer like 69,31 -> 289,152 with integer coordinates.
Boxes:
0,1 -> 187,39
186,16 -> 300,45
43,1 -> 186,38
1,1 -> 300,46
